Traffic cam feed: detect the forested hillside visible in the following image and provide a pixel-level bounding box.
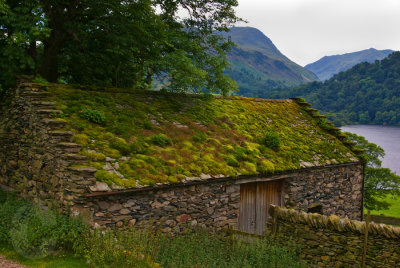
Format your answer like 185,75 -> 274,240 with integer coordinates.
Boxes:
269,52 -> 400,126
305,48 -> 394,81
222,27 -> 318,97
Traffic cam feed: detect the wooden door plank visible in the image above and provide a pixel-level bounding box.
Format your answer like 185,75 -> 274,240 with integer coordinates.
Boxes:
239,183 -> 256,233
256,180 -> 283,235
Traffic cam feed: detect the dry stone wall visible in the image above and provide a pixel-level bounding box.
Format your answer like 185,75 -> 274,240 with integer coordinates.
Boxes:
0,78 -> 96,212
268,206 -> 400,267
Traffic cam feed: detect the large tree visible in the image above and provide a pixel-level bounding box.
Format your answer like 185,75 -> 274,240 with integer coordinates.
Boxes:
345,132 -> 400,210
0,0 -> 240,94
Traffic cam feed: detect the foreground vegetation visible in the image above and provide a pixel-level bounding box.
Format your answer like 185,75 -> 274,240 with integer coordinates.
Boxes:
0,243 -> 87,268
0,190 -> 306,267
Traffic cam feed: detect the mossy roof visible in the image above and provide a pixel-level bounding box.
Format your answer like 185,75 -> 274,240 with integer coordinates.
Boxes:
42,83 -> 359,189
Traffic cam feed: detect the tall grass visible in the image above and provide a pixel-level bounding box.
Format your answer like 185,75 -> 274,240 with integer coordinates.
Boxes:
0,190 -> 307,267
81,226 -> 306,267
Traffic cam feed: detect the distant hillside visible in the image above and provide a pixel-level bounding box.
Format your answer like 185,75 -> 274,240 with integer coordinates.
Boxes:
222,27 -> 318,97
305,48 -> 394,81
270,51 -> 400,126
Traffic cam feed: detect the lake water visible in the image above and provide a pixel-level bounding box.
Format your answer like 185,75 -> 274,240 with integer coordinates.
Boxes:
341,125 -> 400,175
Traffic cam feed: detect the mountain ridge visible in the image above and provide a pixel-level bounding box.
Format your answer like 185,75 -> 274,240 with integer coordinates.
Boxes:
223,27 -> 318,97
305,48 -> 394,81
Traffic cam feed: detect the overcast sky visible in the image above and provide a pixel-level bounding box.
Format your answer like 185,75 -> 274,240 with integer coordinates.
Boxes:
235,0 -> 400,66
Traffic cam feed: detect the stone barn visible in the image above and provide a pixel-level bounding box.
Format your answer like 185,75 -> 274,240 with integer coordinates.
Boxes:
0,80 -> 364,234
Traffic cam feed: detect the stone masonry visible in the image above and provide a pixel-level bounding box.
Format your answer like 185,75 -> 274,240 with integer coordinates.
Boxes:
87,181 -> 240,231
84,163 -> 363,230
0,78 -> 97,212
283,163 -> 364,220
268,206 -> 400,267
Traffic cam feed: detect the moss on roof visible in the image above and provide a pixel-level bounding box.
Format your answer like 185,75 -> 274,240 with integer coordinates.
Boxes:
42,83 -> 359,188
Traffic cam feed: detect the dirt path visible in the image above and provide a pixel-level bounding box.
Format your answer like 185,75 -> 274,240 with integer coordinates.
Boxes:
0,255 -> 28,268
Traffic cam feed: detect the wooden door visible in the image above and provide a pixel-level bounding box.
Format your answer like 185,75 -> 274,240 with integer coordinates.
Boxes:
239,183 -> 256,234
239,180 -> 282,235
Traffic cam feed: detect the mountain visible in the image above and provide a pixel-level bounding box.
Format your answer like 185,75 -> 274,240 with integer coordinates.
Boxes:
222,27 -> 318,97
305,48 -> 394,81
269,51 -> 400,126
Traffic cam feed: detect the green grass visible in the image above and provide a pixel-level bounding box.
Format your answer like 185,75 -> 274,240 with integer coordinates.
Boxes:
367,194 -> 400,218
0,243 -> 88,268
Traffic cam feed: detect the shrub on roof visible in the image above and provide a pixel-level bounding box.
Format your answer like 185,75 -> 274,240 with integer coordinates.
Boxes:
151,134 -> 171,147
80,108 -> 106,125
263,130 -> 281,150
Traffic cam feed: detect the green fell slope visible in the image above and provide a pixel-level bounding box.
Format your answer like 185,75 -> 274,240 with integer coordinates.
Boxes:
42,83 -> 358,188
269,51 -> 400,126
223,27 -> 318,97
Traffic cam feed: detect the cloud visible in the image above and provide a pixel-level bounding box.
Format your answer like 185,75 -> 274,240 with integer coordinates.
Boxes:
236,0 -> 400,65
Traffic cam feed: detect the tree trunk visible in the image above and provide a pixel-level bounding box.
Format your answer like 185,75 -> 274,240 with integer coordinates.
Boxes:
38,29 -> 65,82
27,41 -> 37,75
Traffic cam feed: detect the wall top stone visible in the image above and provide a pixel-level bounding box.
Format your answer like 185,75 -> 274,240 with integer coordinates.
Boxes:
269,205 -> 400,239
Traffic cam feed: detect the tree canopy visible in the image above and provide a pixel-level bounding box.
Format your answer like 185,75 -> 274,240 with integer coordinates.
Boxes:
345,132 -> 400,210
0,0 -> 241,95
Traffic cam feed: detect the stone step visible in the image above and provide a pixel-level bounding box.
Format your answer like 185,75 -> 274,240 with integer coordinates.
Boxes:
337,133 -> 348,141
48,130 -> 74,142
18,82 -> 33,88
37,109 -> 63,116
68,166 -> 97,176
32,101 -> 57,109
20,91 -> 50,97
343,140 -> 356,147
62,153 -> 88,164
296,102 -> 312,107
56,142 -> 81,153
42,119 -> 66,129
313,114 -> 327,118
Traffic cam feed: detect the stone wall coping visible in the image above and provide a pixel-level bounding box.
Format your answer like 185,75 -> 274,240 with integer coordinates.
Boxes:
86,161 -> 363,198
269,205 -> 400,239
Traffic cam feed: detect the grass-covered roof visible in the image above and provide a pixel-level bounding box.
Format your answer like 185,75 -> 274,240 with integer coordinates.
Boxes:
42,83 -> 359,189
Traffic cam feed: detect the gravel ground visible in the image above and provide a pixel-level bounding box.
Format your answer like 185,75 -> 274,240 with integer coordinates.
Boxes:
0,255 -> 27,268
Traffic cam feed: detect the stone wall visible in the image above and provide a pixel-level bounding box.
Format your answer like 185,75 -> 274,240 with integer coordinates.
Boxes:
86,181 -> 240,231
86,163 -> 362,230
268,206 -> 400,267
0,78 -> 97,212
283,163 -> 364,220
